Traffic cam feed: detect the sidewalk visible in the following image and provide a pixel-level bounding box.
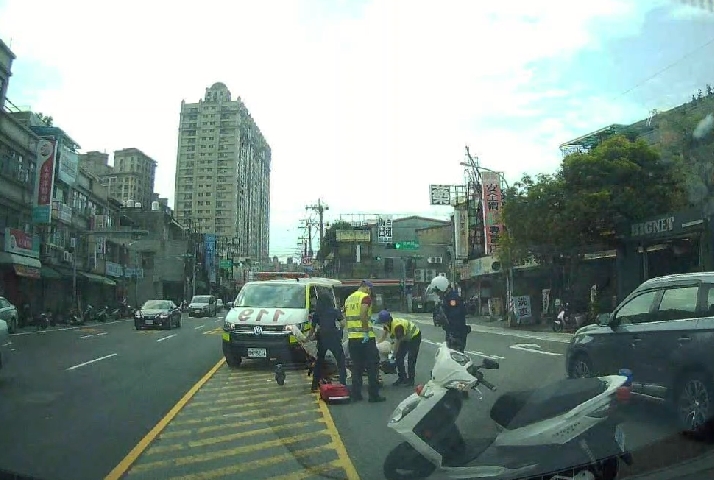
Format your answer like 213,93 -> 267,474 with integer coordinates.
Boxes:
467,315 -> 556,334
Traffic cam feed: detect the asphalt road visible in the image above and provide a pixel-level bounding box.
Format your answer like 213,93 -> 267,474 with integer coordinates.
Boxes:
0,311 -> 227,480
329,313 -> 698,480
0,310 -> 710,480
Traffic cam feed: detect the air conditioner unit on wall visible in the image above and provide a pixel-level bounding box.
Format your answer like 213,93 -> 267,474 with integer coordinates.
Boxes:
414,269 -> 425,282
427,256 -> 444,264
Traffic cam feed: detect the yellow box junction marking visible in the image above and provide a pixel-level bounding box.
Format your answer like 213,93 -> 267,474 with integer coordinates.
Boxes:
203,327 -> 224,335
106,361 -> 360,480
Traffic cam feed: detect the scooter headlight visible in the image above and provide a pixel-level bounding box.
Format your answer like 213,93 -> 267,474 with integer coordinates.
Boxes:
389,396 -> 421,424
450,350 -> 471,366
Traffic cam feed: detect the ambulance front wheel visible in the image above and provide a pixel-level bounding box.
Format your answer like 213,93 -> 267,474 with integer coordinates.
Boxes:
225,353 -> 242,368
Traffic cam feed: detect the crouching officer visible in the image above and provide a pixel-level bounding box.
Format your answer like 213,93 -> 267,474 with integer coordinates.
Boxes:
344,280 -> 385,403
429,276 -> 469,352
376,310 -> 421,386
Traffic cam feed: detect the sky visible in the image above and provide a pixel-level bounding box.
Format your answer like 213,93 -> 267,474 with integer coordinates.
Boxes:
1,0 -> 713,261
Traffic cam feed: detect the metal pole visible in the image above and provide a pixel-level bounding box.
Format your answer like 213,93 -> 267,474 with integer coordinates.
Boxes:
134,251 -> 140,307
318,199 -> 325,249
192,241 -> 197,298
72,238 -> 77,309
402,257 -> 407,311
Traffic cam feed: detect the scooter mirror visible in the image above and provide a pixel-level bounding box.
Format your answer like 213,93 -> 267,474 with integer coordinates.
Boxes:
482,358 -> 499,370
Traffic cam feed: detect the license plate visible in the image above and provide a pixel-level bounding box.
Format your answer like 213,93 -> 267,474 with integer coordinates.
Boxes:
194,310 -> 201,314
615,424 -> 626,452
247,348 -> 267,358
221,332 -> 230,342
145,320 -> 153,325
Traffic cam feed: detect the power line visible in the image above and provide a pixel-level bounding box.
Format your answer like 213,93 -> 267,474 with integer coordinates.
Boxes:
614,34 -> 714,101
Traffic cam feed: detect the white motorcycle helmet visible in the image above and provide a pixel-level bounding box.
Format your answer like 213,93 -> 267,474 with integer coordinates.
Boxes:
428,275 -> 450,294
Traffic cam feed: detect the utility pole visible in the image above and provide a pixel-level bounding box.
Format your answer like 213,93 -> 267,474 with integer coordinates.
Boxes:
306,199 -> 329,251
71,237 -> 77,309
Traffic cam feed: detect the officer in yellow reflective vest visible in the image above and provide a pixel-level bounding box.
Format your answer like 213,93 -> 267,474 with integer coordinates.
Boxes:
376,310 -> 422,386
344,280 -> 385,402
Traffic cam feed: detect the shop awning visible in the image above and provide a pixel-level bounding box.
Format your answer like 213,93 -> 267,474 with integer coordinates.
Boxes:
0,252 -> 42,279
14,264 -> 41,279
0,252 -> 42,269
41,266 -> 62,279
81,272 -> 116,286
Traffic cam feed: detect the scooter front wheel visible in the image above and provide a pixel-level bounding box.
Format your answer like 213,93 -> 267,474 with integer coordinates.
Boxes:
383,442 -> 436,480
553,320 -> 564,332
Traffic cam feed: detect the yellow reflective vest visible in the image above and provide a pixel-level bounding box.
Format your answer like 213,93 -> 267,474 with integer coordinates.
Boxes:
386,317 -> 420,340
344,290 -> 375,340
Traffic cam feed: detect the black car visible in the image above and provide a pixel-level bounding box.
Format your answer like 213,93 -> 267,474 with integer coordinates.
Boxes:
566,272 -> 714,432
134,300 -> 182,330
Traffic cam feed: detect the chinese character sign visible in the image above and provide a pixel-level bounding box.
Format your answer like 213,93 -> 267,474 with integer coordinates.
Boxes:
33,138 -> 58,225
454,208 -> 469,259
377,216 -> 393,243
481,171 -> 503,255
429,185 -> 452,205
57,144 -> 79,185
513,295 -> 532,319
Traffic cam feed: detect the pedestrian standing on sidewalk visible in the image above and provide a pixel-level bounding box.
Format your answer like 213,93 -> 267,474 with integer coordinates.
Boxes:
376,310 -> 421,386
344,280 -> 385,403
309,293 -> 348,391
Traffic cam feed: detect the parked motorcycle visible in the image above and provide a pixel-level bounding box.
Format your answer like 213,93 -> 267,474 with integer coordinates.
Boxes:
553,303 -> 587,333
383,342 -> 632,480
32,312 -> 50,332
94,306 -> 108,323
68,307 -> 85,326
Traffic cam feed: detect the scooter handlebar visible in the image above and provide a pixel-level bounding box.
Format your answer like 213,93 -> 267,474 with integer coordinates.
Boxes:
479,378 -> 497,391
468,365 -> 497,391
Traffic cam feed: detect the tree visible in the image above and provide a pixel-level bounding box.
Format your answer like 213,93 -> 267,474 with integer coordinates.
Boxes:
501,135 -> 687,262
35,112 -> 53,126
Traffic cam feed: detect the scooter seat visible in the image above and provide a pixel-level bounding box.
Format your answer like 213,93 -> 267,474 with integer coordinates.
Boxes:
490,377 -> 606,430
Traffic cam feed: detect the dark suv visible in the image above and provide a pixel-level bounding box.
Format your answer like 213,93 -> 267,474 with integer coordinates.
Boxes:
566,272 -> 714,432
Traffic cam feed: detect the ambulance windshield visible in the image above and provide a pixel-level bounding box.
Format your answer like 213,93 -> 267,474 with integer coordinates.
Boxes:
235,283 -> 306,309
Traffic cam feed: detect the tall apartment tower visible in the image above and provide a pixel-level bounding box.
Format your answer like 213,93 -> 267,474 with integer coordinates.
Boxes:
79,148 -> 157,209
174,82 -> 271,261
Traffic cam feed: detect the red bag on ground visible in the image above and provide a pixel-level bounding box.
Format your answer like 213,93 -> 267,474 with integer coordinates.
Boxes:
319,382 -> 350,403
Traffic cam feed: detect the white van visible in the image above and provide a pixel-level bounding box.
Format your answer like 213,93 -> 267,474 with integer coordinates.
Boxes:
222,277 -> 341,367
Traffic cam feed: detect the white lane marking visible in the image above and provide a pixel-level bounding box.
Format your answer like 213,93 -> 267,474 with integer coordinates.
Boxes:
67,353 -> 118,371
195,325 -> 206,330
80,332 -> 108,339
11,319 -> 130,336
422,338 -> 505,360
510,344 -> 562,356
410,318 -> 572,344
157,334 -> 177,342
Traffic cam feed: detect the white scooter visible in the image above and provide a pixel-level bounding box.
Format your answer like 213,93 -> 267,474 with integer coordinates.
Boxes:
384,343 -> 633,480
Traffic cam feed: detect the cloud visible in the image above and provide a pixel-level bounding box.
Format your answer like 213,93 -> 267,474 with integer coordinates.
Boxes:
0,0 -> 665,259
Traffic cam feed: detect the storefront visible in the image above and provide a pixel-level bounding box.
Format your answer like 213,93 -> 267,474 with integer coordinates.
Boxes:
0,228 -> 43,311
616,207 -> 709,300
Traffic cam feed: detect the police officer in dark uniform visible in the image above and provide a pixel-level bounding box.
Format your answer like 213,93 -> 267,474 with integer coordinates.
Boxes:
310,293 -> 348,391
430,276 -> 469,352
